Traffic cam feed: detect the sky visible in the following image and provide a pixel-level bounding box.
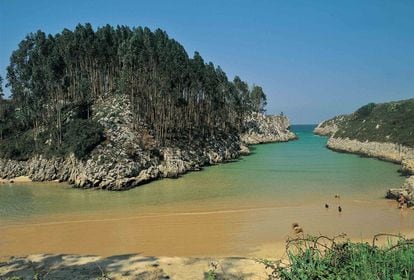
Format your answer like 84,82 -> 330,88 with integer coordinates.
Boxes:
0,0 -> 413,124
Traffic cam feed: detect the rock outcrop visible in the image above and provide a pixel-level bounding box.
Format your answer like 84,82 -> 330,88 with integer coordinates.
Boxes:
386,176 -> 414,208
313,115 -> 348,137
241,113 -> 297,144
0,96 -> 295,190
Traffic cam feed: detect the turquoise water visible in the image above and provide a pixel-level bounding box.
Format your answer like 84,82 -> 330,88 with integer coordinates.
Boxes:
0,125 -> 405,223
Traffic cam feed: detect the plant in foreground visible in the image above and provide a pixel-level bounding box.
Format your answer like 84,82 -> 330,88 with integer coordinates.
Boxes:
259,233 -> 414,280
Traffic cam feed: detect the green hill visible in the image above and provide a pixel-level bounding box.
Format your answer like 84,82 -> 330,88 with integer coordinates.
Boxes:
318,99 -> 414,147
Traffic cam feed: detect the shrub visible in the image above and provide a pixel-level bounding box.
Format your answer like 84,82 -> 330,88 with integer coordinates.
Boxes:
62,119 -> 105,159
355,102 -> 376,118
260,234 -> 414,280
0,131 -> 36,160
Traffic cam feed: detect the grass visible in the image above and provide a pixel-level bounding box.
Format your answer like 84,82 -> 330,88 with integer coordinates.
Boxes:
259,234 -> 414,280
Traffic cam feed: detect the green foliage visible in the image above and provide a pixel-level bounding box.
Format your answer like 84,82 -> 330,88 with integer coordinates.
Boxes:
0,130 -> 36,160
261,234 -> 414,280
1,23 -> 267,160
355,102 -> 376,117
62,119 -> 105,159
334,99 -> 414,147
0,75 -> 4,99
0,118 -> 104,160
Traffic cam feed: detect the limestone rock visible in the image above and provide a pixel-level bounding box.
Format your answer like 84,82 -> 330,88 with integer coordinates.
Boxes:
313,115 -> 348,136
0,95 -> 296,191
241,112 -> 297,145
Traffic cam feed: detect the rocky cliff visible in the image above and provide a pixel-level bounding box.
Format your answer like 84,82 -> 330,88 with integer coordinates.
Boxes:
0,96 -> 295,190
241,112 -> 297,145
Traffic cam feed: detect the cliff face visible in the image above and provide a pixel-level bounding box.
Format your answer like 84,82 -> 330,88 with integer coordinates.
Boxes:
0,96 -> 295,190
241,112 -> 297,145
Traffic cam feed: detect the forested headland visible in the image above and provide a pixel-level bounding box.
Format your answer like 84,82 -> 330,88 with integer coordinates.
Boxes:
0,23 -> 268,160
0,24 -> 295,189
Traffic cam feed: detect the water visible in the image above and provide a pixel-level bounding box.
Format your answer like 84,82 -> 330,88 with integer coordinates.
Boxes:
0,125 -> 411,257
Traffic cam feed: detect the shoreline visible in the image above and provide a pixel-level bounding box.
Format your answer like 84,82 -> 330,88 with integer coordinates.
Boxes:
0,135 -> 297,190
0,104 -> 297,191
326,137 -> 414,175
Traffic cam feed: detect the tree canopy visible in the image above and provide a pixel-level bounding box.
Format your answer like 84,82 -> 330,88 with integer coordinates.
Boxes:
1,24 -> 268,159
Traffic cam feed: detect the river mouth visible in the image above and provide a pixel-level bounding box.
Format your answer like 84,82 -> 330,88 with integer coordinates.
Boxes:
0,125 -> 412,258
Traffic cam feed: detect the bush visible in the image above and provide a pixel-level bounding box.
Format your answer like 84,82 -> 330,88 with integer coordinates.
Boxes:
62,119 -> 105,159
355,102 -> 376,118
0,131 -> 36,160
0,118 -> 105,160
260,234 -> 414,280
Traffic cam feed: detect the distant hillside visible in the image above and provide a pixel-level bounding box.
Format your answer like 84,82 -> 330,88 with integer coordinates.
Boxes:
315,99 -> 414,147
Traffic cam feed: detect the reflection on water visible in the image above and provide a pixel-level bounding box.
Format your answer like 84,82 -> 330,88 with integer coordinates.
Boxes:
0,125 -> 412,257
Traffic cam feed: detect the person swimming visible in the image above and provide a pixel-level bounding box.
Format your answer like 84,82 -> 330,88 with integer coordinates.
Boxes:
398,194 -> 406,209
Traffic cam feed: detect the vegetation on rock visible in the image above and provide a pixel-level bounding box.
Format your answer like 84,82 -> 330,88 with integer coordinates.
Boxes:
318,99 -> 414,147
0,23 -> 268,160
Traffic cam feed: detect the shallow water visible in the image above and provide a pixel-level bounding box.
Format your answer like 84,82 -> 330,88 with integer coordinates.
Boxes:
0,125 -> 412,257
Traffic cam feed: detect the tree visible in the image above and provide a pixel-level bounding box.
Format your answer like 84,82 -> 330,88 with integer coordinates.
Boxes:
250,85 -> 267,113
1,23 -> 269,159
0,75 -> 4,99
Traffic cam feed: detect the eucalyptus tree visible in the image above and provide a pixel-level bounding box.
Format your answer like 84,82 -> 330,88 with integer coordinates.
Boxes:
0,75 -> 3,99
251,85 -> 267,113
2,23 -> 268,158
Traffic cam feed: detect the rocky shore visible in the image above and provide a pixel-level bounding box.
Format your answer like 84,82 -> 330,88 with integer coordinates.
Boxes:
326,137 -> 414,174
315,118 -> 414,208
0,96 -> 295,190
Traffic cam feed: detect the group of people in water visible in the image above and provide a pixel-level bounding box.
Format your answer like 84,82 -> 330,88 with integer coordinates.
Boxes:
324,194 -> 342,212
292,194 -> 343,235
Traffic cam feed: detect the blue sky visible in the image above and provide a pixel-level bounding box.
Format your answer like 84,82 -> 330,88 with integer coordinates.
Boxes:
1,0 -> 413,124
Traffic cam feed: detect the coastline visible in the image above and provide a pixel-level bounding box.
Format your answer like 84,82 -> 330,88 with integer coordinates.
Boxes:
327,137 -> 414,175
0,132 -> 297,189
0,97 -> 297,191
2,126 -> 413,279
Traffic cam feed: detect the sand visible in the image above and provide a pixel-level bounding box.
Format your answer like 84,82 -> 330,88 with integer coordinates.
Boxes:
2,232 -> 413,280
0,254 -> 271,280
